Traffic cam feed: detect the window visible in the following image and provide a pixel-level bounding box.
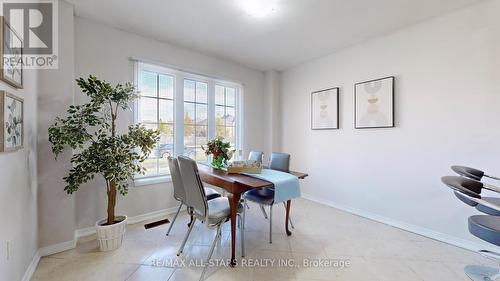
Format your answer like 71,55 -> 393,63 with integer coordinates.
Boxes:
184,80 -> 209,161
135,62 -> 241,180
137,70 -> 174,178
215,85 -> 236,147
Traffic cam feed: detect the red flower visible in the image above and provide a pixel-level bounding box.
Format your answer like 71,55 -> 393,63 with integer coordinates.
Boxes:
213,151 -> 220,158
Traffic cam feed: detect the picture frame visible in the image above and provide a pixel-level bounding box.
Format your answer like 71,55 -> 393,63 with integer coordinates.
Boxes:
354,76 -> 394,129
311,87 -> 339,130
0,91 -> 23,152
0,16 -> 23,89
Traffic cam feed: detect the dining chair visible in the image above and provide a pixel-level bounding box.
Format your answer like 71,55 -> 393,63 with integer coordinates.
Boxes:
176,156 -> 245,281
441,175 -> 500,280
248,150 -> 264,164
166,156 -> 222,236
244,152 -> 295,243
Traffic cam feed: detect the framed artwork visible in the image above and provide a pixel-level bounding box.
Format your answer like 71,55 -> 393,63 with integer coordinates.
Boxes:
0,16 -> 23,89
355,76 -> 394,129
0,91 -> 23,152
311,87 -> 339,130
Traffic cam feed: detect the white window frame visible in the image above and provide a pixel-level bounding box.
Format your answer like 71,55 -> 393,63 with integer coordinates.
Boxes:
133,61 -> 243,186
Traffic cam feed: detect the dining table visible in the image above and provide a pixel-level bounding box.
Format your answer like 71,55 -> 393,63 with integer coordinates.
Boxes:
197,163 -> 308,267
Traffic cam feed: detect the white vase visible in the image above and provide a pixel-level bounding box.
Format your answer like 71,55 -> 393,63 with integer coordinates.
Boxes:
95,215 -> 127,251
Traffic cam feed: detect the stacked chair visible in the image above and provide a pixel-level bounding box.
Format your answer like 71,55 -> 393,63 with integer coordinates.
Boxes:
441,166 -> 500,281
167,156 -> 245,281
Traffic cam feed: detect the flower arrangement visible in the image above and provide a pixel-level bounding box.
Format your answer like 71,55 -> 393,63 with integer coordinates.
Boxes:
202,136 -> 234,170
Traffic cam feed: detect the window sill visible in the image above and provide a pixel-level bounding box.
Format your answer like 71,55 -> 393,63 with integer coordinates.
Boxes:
134,175 -> 172,187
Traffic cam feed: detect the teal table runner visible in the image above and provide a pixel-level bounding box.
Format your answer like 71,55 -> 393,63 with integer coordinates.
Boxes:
243,169 -> 301,203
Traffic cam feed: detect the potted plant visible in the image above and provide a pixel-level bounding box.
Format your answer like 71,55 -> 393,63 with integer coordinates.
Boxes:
48,75 -> 159,251
202,136 -> 234,169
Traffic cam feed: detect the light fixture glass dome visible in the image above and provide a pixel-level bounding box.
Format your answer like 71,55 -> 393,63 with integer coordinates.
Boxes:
239,0 -> 276,18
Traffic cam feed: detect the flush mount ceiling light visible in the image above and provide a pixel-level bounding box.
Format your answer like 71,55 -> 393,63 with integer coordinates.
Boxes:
238,0 -> 277,18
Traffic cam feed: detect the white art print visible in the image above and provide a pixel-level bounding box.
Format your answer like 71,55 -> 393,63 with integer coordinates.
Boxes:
0,91 -> 23,152
355,77 -> 394,128
311,87 -> 339,130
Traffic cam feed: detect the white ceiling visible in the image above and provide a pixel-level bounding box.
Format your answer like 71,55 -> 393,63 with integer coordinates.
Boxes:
66,0 -> 485,71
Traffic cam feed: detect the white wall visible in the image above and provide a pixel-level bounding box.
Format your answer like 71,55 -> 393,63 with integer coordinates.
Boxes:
280,0 -> 500,248
73,17 -> 266,229
0,69 -> 38,281
264,71 -> 282,153
37,0 -> 76,250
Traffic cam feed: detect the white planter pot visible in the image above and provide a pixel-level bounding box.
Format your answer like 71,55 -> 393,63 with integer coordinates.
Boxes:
95,215 -> 127,251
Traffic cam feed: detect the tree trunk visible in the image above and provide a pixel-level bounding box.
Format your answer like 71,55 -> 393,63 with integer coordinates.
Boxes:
107,179 -> 117,225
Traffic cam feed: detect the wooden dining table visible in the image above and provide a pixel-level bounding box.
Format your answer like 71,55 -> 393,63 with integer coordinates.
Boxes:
197,163 -> 308,267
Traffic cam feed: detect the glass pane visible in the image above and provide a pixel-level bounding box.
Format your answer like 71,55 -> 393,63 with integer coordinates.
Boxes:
215,85 -> 225,105
226,107 -> 235,126
159,99 -> 174,123
139,97 -> 157,123
196,82 -> 208,104
196,104 -> 208,124
184,125 -> 195,146
195,147 -> 207,162
215,105 -> 225,126
159,74 -> 174,99
158,123 -> 174,144
184,146 -> 196,159
143,124 -> 159,156
141,158 -> 158,177
195,126 -> 208,145
156,142 -> 173,159
216,126 -> 225,138
225,127 -> 235,145
226,87 -> 235,106
184,102 -> 195,125
184,80 -> 195,102
158,157 -> 170,175
141,71 -> 157,97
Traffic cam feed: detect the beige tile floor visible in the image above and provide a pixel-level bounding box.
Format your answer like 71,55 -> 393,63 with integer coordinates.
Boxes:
32,198 -> 495,281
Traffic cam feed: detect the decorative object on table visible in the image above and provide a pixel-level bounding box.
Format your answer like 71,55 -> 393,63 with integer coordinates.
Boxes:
311,87 -> 339,130
202,136 -> 234,170
48,75 -> 159,251
355,76 -> 394,129
227,160 -> 262,174
0,91 -> 23,152
0,16 -> 23,89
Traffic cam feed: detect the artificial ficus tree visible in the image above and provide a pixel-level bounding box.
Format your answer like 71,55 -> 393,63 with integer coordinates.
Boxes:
48,75 -> 159,225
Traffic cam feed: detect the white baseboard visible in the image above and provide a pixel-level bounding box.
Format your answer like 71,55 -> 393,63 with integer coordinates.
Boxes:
21,250 -> 40,281
38,239 -> 77,257
74,206 -> 180,240
302,192 -> 500,253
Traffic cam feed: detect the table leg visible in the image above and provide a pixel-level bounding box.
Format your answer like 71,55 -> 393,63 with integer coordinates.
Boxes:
285,200 -> 292,236
228,192 -> 241,267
